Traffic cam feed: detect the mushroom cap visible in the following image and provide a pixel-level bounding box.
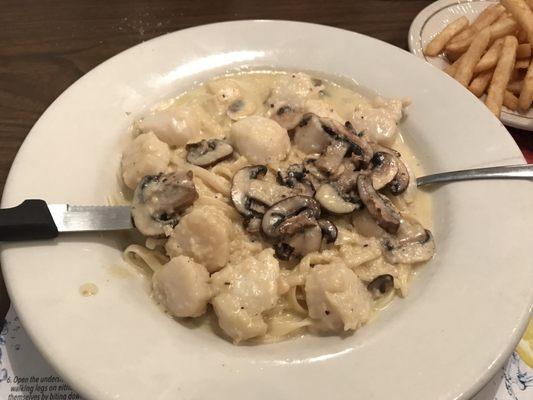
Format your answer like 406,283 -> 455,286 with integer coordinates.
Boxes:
318,219 -> 338,243
230,165 -> 267,216
367,274 -> 394,299
227,98 -> 257,121
314,140 -> 351,175
186,139 -> 234,167
370,152 -> 399,190
371,144 -> 410,194
271,105 -> 304,130
261,195 -> 321,238
357,173 -> 401,234
383,229 -> 435,264
132,171 -> 199,236
293,113 -> 331,154
231,165 -> 296,218
285,224 -> 323,257
319,117 -> 374,164
315,183 -> 358,214
277,164 -> 316,197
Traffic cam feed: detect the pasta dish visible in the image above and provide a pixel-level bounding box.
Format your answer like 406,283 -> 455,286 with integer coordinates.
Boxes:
119,71 -> 435,343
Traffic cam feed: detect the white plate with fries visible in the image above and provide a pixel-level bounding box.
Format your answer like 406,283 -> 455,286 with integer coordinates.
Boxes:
409,0 -> 533,130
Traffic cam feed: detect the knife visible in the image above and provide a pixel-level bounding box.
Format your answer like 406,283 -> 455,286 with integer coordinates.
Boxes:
0,199 -> 133,241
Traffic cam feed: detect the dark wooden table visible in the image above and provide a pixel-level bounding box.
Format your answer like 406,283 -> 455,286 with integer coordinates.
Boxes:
1,0 -> 532,322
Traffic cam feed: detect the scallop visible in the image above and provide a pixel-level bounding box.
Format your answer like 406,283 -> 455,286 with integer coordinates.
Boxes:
210,249 -> 281,342
230,116 -> 290,164
304,99 -> 344,122
138,105 -> 200,147
152,256 -> 212,318
165,206 -> 234,273
305,262 -> 372,332
121,132 -> 171,190
350,97 -> 404,145
268,72 -> 322,109
207,78 -> 257,121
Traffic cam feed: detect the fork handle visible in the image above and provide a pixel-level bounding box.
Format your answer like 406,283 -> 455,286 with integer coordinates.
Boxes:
416,164 -> 533,186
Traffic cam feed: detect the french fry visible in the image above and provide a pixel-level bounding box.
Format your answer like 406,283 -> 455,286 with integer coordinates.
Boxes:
424,17 -> 469,56
507,80 -> 524,93
451,4 -> 506,43
501,0 -> 533,45
488,17 -> 520,42
445,47 -> 465,62
455,28 -> 492,87
504,90 -> 520,109
444,53 -> 465,77
517,43 -> 532,58
518,57 -> 533,109
445,17 -> 518,55
511,68 -> 526,80
445,62 -> 458,77
486,35 -> 519,117
474,38 -> 504,73
515,58 -> 531,68
473,4 -> 507,28
517,29 -> 529,42
469,69 -> 495,97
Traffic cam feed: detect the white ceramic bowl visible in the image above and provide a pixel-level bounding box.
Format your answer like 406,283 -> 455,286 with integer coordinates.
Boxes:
2,20 -> 533,400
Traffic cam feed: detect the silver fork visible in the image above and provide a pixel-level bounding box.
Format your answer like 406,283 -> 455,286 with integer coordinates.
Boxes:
416,164 -> 533,186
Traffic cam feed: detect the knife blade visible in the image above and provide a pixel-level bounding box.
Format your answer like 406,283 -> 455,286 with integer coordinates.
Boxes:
0,199 -> 133,241
48,204 -> 133,232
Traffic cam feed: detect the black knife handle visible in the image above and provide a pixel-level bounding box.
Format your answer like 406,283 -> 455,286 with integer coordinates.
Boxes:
0,199 -> 58,241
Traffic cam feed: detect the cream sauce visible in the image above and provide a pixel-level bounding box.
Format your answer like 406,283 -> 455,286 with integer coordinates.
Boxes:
121,70 -> 434,343
166,71 -> 432,228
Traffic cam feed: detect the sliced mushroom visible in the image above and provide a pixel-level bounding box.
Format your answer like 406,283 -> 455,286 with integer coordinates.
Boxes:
230,165 -> 295,218
261,196 -> 324,260
285,224 -> 323,258
320,117 -> 374,164
330,160 -> 364,207
335,162 -> 360,192
304,158 -> 328,185
315,183 -> 359,214
292,113 -> 331,154
277,164 -> 315,196
372,144 -> 409,194
370,152 -> 399,190
247,179 -> 294,206
261,196 -> 321,238
132,171 -> 199,236
344,120 -> 364,138
273,223 -> 324,261
274,242 -> 295,260
383,229 -> 435,264
248,199 -> 267,215
243,215 -> 262,234
227,99 -> 256,121
271,105 -> 303,130
389,163 -> 410,195
367,274 -> 394,299
318,219 -> 338,243
231,165 -> 267,216
277,212 -> 318,237
186,139 -> 233,167
357,174 -> 401,234
278,163 -> 306,182
315,139 -> 351,175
